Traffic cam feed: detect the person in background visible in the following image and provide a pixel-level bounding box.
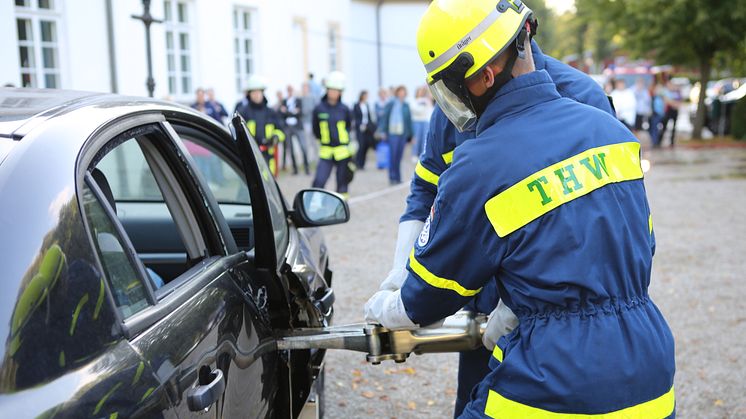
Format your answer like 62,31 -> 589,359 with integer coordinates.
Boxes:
353,90 -> 376,170
234,90 -> 249,113
649,81 -> 666,148
236,75 -> 286,176
311,71 -> 354,197
378,85 -> 413,185
300,82 -> 318,161
659,79 -> 683,147
610,79 -> 637,130
375,87 -> 389,123
205,88 -> 228,124
633,78 -> 652,137
191,87 -> 206,114
281,85 -> 310,175
275,90 -> 285,113
410,86 -> 434,162
308,73 -> 323,105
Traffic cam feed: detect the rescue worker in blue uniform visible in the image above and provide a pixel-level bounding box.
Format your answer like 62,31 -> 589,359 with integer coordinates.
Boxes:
366,1 -> 675,417
375,28 -> 616,419
311,71 -> 355,197
236,75 -> 286,176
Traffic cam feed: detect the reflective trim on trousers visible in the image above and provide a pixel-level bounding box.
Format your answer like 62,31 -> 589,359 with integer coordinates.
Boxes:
485,386 -> 675,419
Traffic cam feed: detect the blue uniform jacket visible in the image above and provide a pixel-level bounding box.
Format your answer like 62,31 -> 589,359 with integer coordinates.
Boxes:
401,70 -> 674,417
312,97 -> 353,147
401,41 -> 615,314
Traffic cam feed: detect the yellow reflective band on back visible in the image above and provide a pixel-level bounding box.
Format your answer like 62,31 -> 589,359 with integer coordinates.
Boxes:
320,121 -> 331,144
649,214 -> 653,234
415,162 -> 440,186
442,150 -> 454,165
485,386 -> 675,419
408,250 -> 481,297
485,142 -> 643,238
265,124 -> 274,140
492,345 -> 503,362
337,120 -> 349,144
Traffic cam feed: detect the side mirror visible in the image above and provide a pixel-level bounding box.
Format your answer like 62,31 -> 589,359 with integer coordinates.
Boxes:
291,189 -> 350,228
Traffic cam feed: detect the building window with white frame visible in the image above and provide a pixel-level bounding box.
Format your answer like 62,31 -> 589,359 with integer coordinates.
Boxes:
328,25 -> 339,72
233,8 -> 257,93
14,0 -> 62,88
164,0 -> 193,98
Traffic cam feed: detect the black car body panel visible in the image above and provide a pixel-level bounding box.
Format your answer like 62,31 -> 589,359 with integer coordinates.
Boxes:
0,88 -> 337,418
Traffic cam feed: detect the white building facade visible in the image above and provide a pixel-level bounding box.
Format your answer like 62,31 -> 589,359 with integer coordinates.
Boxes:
1,0 -> 428,108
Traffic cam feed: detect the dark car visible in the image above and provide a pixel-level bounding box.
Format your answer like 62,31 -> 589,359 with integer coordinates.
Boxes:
0,88 -> 349,418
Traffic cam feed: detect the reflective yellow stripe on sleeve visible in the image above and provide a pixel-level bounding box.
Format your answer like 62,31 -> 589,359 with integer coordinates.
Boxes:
485,142 -> 643,238
408,251 -> 481,297
492,344 -> 503,362
415,161 -> 440,186
485,386 -> 675,419
442,150 -> 454,165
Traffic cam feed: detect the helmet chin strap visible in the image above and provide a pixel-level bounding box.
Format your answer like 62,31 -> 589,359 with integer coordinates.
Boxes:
467,26 -> 528,118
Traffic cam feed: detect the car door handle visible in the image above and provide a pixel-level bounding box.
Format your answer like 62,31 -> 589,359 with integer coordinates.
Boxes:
187,368 -> 226,411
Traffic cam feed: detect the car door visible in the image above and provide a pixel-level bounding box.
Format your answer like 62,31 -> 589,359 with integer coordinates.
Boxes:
80,117 -> 278,418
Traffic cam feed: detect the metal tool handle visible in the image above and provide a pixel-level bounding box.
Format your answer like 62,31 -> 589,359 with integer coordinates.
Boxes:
275,311 -> 487,365
365,311 -> 487,364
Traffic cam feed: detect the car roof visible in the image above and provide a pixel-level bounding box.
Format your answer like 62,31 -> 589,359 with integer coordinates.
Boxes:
0,88 -> 105,138
0,87 -> 223,141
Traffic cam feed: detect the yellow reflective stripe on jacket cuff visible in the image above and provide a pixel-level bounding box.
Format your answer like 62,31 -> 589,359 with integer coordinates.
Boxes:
408,251 -> 481,297
485,142 -> 643,238
492,345 -> 503,362
485,386 -> 674,419
415,161 -> 440,186
442,150 -> 454,165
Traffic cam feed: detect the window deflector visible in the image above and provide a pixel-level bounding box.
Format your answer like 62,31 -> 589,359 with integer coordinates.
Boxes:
228,114 -> 278,270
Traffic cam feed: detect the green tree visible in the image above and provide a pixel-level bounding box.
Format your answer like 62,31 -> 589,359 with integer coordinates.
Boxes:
578,0 -> 746,139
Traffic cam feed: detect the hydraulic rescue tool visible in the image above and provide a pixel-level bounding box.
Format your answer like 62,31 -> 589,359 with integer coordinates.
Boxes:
276,311 -> 487,364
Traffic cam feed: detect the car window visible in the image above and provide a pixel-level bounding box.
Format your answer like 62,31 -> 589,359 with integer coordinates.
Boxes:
85,128 -> 216,298
81,182 -> 150,318
181,137 -> 254,251
183,139 -> 250,205
97,138 -> 167,202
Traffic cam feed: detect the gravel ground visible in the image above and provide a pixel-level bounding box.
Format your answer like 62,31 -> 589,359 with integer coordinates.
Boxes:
276,142 -> 746,419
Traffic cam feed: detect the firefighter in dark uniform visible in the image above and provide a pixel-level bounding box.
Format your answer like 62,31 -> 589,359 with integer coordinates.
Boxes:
236,75 -> 286,176
311,71 -> 355,198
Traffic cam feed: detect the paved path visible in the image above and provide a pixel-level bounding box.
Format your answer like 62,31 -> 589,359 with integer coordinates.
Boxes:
277,144 -> 746,418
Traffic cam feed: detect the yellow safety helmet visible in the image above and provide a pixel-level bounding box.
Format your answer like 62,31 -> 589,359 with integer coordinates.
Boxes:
416,0 -> 535,131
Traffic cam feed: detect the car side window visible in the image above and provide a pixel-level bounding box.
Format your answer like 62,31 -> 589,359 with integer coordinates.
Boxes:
183,139 -> 250,205
81,182 -> 150,318
81,124 -> 219,316
181,137 -> 254,251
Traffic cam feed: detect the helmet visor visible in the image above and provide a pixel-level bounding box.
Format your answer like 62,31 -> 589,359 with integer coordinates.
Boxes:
428,78 -> 477,132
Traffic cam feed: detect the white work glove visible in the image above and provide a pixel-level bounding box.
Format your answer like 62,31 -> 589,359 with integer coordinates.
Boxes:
482,300 -> 519,351
364,289 -> 417,330
379,220 -> 425,291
